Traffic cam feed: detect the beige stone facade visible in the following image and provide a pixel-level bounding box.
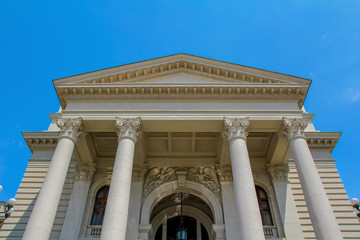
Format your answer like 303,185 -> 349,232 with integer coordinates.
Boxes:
1,54 -> 359,239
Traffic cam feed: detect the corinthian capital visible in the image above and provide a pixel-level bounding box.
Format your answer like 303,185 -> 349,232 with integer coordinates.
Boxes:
115,117 -> 142,143
268,164 -> 289,182
223,117 -> 250,142
281,117 -> 309,142
57,118 -> 82,142
75,163 -> 96,181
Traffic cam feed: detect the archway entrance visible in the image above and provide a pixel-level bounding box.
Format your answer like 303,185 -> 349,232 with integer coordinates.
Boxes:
150,193 -> 213,240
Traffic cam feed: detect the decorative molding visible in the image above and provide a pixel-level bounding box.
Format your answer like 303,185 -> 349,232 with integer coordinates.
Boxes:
187,167 -> 220,193
61,60 -> 303,85
223,117 -> 250,142
143,166 -> 222,196
267,164 -> 289,182
280,117 -> 309,142
57,117 -> 82,142
143,167 -> 176,196
55,56 -> 310,108
132,168 -> 147,181
75,163 -> 96,181
106,168 -> 113,185
216,167 -> 233,182
115,117 -> 142,143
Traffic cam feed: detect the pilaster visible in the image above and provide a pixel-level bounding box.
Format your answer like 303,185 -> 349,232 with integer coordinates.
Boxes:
268,163 -> 304,240
60,163 -> 96,240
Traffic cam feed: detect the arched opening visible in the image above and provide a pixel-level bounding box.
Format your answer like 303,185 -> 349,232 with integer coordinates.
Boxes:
256,186 -> 273,226
150,193 -> 213,240
90,185 -> 109,225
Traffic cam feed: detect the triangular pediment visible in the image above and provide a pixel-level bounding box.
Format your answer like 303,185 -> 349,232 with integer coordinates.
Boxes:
53,54 -> 311,109
54,54 -> 311,87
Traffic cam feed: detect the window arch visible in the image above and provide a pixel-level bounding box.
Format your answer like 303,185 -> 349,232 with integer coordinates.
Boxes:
256,186 -> 273,226
91,185 -> 109,225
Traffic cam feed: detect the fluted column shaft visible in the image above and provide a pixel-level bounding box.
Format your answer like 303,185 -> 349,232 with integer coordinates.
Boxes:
23,118 -> 82,240
100,118 -> 141,240
282,118 -> 343,240
224,118 -> 265,240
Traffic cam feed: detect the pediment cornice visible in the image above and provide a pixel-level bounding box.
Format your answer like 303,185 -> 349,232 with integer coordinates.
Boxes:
53,54 -> 311,108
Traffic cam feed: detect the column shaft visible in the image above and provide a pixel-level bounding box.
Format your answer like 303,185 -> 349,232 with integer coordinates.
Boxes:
290,137 -> 342,240
230,138 -> 265,240
100,138 -> 136,240
23,137 -> 75,240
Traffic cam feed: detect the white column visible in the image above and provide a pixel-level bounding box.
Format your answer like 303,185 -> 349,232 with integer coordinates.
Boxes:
23,118 -> 82,240
282,118 -> 343,240
60,163 -> 96,240
223,117 -> 265,240
197,220 -> 202,240
268,164 -> 304,240
100,117 -> 142,240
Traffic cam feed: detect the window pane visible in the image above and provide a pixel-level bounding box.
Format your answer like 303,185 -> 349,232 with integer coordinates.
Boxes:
261,201 -> 269,208
91,186 -> 109,226
264,211 -> 273,225
97,189 -> 104,198
91,211 -> 100,225
259,189 -> 266,198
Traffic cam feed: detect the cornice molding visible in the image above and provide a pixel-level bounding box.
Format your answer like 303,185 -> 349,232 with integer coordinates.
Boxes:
54,58 -> 310,108
55,59 -> 310,86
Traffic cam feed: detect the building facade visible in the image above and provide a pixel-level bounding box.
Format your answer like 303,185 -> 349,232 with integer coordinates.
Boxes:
1,54 -> 359,239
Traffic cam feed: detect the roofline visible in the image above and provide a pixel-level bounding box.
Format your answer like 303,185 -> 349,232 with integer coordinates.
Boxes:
52,53 -> 312,83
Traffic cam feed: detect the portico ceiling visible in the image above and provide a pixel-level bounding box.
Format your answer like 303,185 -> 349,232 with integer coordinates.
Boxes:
89,131 -> 274,166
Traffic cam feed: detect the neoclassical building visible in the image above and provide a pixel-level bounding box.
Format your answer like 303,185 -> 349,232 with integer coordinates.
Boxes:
1,54 -> 359,240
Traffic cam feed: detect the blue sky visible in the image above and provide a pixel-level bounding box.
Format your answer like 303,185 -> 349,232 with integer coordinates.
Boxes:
0,1 -> 359,202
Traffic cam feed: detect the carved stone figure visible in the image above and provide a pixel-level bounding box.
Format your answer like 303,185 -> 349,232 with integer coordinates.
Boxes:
187,167 -> 220,192
143,168 -> 176,196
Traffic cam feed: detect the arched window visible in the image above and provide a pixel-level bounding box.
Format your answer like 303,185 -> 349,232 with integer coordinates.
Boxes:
256,186 -> 273,226
91,186 -> 109,225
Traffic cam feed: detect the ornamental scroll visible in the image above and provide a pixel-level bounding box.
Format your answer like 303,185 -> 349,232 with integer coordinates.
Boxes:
143,167 -> 221,196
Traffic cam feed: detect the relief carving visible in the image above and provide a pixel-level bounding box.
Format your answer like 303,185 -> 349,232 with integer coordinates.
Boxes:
217,168 -> 233,182
143,167 -> 176,196
143,166 -> 222,196
75,163 -> 96,181
187,167 -> 220,192
268,164 -> 289,182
